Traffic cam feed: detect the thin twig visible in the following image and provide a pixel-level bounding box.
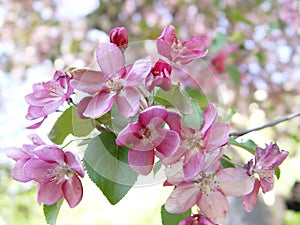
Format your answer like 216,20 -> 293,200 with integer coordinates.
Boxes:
229,111 -> 300,138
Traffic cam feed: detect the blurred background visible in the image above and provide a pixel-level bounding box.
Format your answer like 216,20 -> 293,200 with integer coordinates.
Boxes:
0,0 -> 300,224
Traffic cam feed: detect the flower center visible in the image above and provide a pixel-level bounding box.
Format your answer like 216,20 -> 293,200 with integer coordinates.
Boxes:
182,131 -> 203,151
48,81 -> 64,97
106,77 -> 124,92
195,173 -> 219,195
48,163 -> 73,183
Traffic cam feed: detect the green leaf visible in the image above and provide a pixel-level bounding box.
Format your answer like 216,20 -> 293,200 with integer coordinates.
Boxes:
275,167 -> 281,179
154,84 -> 192,114
161,204 -> 191,225
153,160 -> 163,177
182,100 -> 204,130
83,132 -> 138,205
226,64 -> 240,86
228,138 -> 257,155
184,87 -> 208,108
43,199 -> 63,225
221,155 -> 235,169
48,107 -> 94,145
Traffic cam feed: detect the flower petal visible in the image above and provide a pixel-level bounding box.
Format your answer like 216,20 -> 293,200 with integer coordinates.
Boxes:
165,182 -> 200,214
116,87 -> 140,118
216,168 -> 253,196
24,158 -> 56,183
139,106 -> 167,127
62,175 -> 83,208
128,149 -> 154,175
125,58 -> 152,87
116,122 -> 143,146
156,129 -> 180,158
201,103 -> 218,136
183,150 -> 205,178
198,191 -> 228,224
37,182 -> 63,205
96,43 -> 126,77
242,178 -> 260,212
64,151 -> 84,178
34,146 -> 65,163
83,91 -> 116,119
203,123 -> 230,152
11,158 -> 32,182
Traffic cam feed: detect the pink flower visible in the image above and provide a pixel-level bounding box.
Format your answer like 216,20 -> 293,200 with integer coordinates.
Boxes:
211,45 -> 237,74
156,25 -> 208,65
110,26 -> 128,52
145,59 -> 172,92
25,70 -> 74,128
71,43 -> 151,119
6,134 -> 45,182
23,146 -> 84,208
179,214 -> 218,225
116,106 -> 180,175
242,143 -> 288,212
165,152 -> 253,224
163,103 -> 230,178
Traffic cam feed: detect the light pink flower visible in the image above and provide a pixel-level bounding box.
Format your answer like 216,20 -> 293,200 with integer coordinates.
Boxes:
156,25 -> 208,65
71,43 -> 151,119
116,106 -> 180,175
179,214 -> 218,225
242,143 -> 288,212
23,146 -> 84,208
165,151 -> 253,224
145,59 -> 172,92
25,70 -> 74,128
110,26 -> 128,52
6,134 -> 45,182
163,103 -> 230,178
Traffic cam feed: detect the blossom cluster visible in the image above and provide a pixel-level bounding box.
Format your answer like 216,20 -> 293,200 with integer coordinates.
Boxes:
7,26 -> 288,225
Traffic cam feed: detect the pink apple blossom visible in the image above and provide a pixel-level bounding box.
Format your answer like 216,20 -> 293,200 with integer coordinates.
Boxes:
6,134 -> 45,182
116,106 -> 180,175
165,151 -> 253,224
179,214 -> 218,225
242,143 -> 288,212
163,103 -> 230,178
70,43 -> 151,119
156,25 -> 208,65
23,146 -> 84,208
211,44 -> 237,74
25,70 -> 74,128
110,26 -> 128,52
145,59 -> 172,92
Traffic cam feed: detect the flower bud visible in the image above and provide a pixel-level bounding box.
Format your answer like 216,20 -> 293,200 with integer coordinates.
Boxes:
109,27 -> 128,52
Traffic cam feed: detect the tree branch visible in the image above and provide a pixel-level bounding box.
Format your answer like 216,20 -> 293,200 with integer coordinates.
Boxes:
229,111 -> 300,138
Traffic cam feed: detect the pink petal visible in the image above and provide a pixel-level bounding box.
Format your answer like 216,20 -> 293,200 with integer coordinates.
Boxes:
128,149 -> 154,175
37,182 -> 64,205
6,147 -> 30,161
64,151 -> 84,178
26,105 -> 46,120
116,122 -> 143,146
165,111 -> 182,135
216,168 -> 254,196
203,123 -> 230,152
139,106 -> 167,127
183,150 -> 205,178
70,69 -> 105,94
83,91 -> 116,119
77,96 -> 93,119
242,178 -> 260,212
156,25 -> 176,61
34,146 -> 65,163
24,158 -> 56,183
62,175 -> 83,208
28,134 -> 45,145
125,58 -> 152,87
165,182 -> 200,214
11,159 -> 32,182
260,175 -> 274,193
115,87 -> 140,118
198,191 -> 228,224
201,103 -> 218,135
96,43 -> 126,77
161,146 -> 188,166
156,129 -> 180,158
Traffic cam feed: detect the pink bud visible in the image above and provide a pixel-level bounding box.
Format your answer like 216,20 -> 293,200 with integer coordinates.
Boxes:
109,27 -> 128,52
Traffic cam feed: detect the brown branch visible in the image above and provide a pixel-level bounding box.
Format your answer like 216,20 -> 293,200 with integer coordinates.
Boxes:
229,111 -> 300,138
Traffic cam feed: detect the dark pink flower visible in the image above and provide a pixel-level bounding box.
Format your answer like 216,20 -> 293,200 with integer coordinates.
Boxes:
145,59 -> 172,92
71,43 -> 151,119
163,103 -> 230,178
242,143 -> 288,212
25,71 -> 73,128
110,26 -> 128,52
165,152 -> 253,224
6,134 -> 45,182
211,45 -> 237,74
156,25 -> 208,65
23,146 -> 84,208
179,214 -> 218,225
116,106 -> 180,175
